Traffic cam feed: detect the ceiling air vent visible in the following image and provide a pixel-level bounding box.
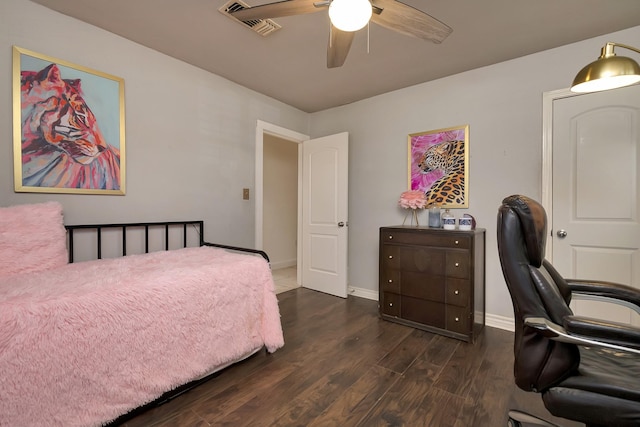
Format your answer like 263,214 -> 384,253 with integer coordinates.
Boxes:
219,0 -> 282,36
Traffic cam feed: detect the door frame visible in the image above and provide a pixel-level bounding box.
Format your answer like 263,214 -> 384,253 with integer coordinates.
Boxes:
542,87 -> 586,260
255,120 -> 309,285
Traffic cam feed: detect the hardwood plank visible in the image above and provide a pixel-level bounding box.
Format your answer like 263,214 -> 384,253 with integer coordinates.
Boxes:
414,387 -> 466,427
376,328 -> 434,374
147,409 -> 210,427
431,329 -> 487,397
267,318 -> 417,426
453,327 -> 514,426
358,360 -> 462,427
420,333 -> 459,367
356,373 -> 433,427
188,357 -> 302,422
268,360 -> 373,426
305,366 -> 401,427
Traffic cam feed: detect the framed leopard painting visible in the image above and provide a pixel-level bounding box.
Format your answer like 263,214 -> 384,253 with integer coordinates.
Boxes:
408,125 -> 469,208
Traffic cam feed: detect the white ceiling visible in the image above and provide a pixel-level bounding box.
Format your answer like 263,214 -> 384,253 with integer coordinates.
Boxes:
29,0 -> 640,113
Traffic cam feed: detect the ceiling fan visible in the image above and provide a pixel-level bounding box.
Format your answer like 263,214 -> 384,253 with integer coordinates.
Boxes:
229,0 -> 452,68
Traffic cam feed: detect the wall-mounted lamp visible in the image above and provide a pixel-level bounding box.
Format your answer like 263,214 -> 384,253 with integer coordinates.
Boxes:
571,42 -> 640,93
328,0 -> 372,32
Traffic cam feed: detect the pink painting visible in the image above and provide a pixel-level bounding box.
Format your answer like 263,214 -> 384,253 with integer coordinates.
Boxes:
408,125 -> 469,208
13,46 -> 125,195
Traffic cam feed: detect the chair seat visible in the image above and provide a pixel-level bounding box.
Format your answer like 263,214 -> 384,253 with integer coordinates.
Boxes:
543,346 -> 640,426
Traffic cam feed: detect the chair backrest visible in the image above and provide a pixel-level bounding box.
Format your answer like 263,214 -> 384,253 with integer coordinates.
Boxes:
497,195 -> 580,392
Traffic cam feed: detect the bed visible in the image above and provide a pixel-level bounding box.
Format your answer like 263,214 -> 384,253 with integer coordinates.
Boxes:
0,201 -> 284,427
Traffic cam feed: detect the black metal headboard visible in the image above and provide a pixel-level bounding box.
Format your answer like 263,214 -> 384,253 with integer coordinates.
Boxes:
65,220 -> 268,263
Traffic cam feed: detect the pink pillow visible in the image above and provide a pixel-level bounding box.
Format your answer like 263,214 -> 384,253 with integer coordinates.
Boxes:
0,202 -> 68,278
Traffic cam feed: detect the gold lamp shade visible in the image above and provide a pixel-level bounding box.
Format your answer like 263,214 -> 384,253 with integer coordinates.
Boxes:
571,42 -> 640,93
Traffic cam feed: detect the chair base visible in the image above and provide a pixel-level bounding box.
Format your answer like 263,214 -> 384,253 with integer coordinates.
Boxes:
507,410 -> 562,427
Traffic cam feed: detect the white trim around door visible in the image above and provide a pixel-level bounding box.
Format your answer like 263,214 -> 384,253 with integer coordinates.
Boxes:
255,120 -> 309,285
541,87 -> 583,260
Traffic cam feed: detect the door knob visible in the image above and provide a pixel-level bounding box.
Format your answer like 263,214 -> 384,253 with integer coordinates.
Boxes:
557,229 -> 567,238
338,222 -> 345,227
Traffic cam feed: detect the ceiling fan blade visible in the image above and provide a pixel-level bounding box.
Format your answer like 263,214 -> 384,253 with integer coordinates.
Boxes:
370,0 -> 452,43
327,26 -> 355,68
230,0 -> 325,21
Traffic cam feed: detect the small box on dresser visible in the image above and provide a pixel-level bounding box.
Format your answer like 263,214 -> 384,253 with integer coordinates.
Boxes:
379,226 -> 486,343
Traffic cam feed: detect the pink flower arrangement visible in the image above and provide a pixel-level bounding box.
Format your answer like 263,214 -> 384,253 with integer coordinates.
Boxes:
398,190 -> 427,210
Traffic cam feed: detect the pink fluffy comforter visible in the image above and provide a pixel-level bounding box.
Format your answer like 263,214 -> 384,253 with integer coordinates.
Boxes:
0,246 -> 284,427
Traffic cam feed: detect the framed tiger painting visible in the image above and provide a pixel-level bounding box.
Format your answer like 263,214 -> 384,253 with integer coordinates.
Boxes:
12,46 -> 126,195
408,125 -> 469,208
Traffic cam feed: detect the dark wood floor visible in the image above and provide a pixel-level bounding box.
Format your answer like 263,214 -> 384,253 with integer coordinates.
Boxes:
121,288 -> 583,427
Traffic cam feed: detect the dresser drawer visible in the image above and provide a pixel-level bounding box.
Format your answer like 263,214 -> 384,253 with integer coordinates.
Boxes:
381,270 -> 446,302
380,270 -> 401,293
381,292 -> 400,316
446,251 -> 470,279
380,245 -> 400,269
446,305 -> 470,334
381,229 -> 471,249
381,245 -> 445,274
401,271 -> 445,302
446,278 -> 470,307
402,296 -> 445,329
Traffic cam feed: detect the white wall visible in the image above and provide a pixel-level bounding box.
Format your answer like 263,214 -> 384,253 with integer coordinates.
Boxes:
0,0 -> 309,248
263,135 -> 298,268
309,25 -> 640,319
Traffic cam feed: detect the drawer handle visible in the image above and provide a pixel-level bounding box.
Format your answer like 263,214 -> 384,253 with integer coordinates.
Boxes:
389,303 -> 393,307
455,262 -> 459,267
454,290 -> 459,295
455,317 -> 459,322
454,240 -> 459,245
388,279 -> 393,283
389,255 -> 393,259
388,235 -> 393,239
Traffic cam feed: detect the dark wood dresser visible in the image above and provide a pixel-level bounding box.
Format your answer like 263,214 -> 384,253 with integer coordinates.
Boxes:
379,226 -> 486,342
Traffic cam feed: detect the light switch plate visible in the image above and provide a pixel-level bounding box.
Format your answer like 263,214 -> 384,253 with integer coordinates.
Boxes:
243,188 -> 250,200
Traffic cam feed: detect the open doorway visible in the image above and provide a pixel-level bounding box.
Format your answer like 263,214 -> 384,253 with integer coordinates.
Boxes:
264,134 -> 298,292
254,120 -> 309,291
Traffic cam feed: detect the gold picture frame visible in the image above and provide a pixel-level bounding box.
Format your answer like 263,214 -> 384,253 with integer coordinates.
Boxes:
13,46 -> 126,195
408,125 -> 469,208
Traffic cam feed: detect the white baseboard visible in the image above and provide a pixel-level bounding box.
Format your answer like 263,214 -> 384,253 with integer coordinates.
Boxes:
270,259 -> 297,270
485,313 -> 514,332
347,286 -> 516,332
348,285 -> 378,301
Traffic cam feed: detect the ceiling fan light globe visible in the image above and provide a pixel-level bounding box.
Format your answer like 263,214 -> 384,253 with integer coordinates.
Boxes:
329,0 -> 372,32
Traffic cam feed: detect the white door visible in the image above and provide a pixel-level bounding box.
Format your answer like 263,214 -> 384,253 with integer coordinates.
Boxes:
552,85 -> 640,325
301,132 -> 349,298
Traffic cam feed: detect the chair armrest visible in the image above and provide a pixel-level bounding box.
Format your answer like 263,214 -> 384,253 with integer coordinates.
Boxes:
523,316 -> 640,355
566,279 -> 640,313
563,315 -> 640,350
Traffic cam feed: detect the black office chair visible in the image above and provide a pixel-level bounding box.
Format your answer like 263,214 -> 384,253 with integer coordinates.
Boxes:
496,195 -> 640,427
